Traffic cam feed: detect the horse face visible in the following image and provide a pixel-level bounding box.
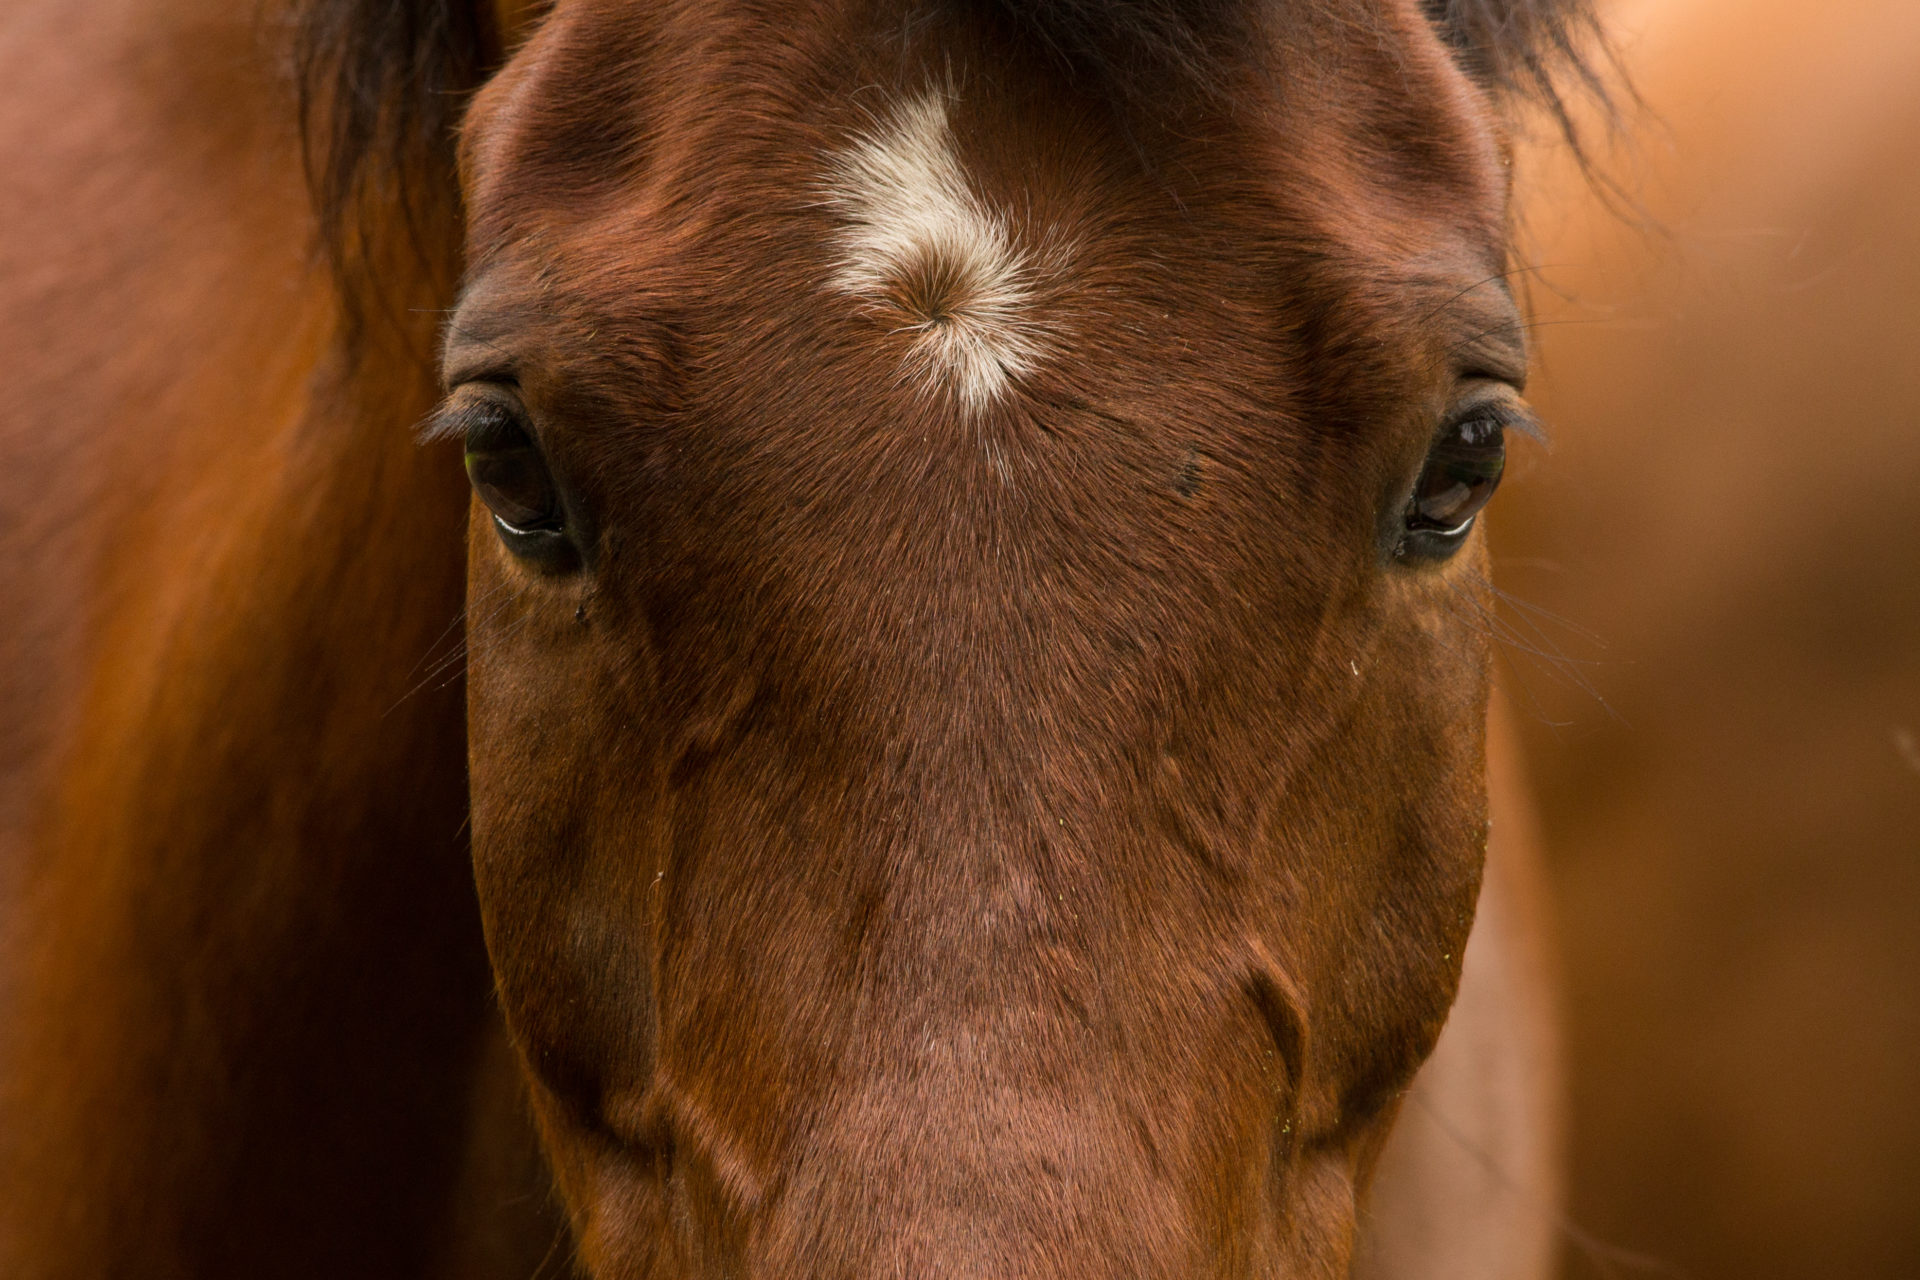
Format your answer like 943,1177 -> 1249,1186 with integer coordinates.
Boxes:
440,0 -> 1530,1273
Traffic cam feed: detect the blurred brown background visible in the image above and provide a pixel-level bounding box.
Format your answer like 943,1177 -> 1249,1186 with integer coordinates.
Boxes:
1500,0 -> 1920,1276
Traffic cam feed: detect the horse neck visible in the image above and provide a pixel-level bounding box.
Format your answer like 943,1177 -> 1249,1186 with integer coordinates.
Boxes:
0,1 -> 511,1271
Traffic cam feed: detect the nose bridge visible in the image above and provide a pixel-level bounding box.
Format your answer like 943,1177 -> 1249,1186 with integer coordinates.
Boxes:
617,682 -> 1316,1277
739,929 -> 1309,1276
754,1073 -> 1213,1280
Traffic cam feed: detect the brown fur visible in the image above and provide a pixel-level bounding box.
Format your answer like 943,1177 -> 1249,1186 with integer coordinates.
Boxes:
0,0 -> 1596,1275
0,4 -> 494,1274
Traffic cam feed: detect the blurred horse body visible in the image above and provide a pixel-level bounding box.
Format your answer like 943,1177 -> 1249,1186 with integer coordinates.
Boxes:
1505,1 -> 1920,1275
0,1 -> 1582,1275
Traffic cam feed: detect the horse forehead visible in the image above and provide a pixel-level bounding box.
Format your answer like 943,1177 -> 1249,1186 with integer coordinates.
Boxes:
461,0 -> 1507,244
453,0 -> 1513,409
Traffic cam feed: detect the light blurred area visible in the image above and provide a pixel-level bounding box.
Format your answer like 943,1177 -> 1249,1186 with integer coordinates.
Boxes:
1499,0 -> 1920,1276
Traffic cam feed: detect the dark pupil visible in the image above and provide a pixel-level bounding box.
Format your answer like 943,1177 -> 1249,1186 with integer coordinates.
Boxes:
1408,416 -> 1505,532
464,415 -> 560,532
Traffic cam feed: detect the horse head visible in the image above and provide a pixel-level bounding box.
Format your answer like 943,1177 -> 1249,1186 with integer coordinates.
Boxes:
399,0 -> 1579,1272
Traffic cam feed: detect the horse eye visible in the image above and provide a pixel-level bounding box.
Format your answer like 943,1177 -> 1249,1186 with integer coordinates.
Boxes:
1396,414 -> 1506,560
462,407 -> 562,536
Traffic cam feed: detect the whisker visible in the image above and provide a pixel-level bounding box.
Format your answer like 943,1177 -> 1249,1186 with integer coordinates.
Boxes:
399,581 -> 506,687
1487,582 -> 1612,650
1435,570 -> 1624,728
1407,1090 -> 1694,1280
384,583 -> 523,717
527,1218 -> 575,1280
1415,261 -> 1568,325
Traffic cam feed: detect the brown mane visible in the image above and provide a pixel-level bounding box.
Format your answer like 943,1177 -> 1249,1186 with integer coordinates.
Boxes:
293,0 -> 502,347
1423,0 -> 1606,117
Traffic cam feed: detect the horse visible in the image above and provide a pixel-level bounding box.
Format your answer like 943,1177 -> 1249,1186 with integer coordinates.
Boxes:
0,0 -> 1599,1275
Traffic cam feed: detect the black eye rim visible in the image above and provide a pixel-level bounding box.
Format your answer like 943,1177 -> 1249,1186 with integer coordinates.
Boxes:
431,385 -> 586,573
1391,393 -> 1535,564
